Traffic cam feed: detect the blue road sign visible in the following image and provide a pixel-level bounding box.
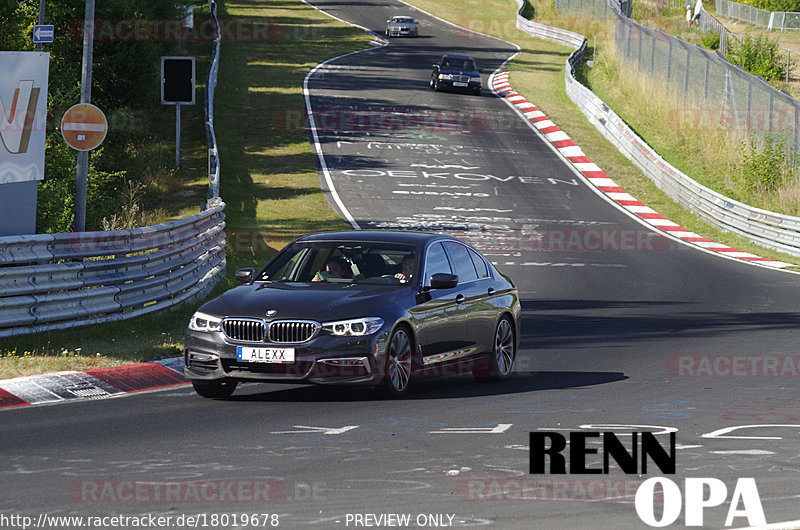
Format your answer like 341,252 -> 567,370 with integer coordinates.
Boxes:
33,25 -> 54,44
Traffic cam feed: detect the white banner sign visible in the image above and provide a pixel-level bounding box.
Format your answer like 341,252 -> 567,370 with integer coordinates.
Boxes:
0,52 -> 49,184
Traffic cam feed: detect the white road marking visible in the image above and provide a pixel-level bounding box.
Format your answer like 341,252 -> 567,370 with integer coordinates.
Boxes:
271,425 -> 359,435
429,423 -> 513,434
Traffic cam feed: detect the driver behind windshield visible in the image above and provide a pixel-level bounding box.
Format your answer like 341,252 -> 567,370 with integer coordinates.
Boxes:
394,254 -> 414,283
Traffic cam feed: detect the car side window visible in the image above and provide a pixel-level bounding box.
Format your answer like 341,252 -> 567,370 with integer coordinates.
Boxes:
443,242 -> 478,283
468,248 -> 489,279
262,247 -> 307,281
424,242 -> 451,284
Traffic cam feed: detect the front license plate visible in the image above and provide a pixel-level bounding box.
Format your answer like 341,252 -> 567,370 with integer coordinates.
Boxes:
453,82 -> 468,87
236,346 -> 295,363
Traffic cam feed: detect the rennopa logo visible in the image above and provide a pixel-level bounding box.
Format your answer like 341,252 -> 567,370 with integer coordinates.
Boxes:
0,80 -> 41,155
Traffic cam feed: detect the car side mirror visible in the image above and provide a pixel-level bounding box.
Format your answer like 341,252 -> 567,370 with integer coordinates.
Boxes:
428,273 -> 459,290
235,267 -> 255,284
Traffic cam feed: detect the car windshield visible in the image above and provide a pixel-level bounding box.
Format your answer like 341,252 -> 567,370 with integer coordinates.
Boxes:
257,241 -> 417,286
392,17 -> 413,23
442,58 -> 476,71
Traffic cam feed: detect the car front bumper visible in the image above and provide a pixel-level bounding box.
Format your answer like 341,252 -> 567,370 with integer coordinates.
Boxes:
438,78 -> 481,92
387,28 -> 417,36
183,329 -> 391,385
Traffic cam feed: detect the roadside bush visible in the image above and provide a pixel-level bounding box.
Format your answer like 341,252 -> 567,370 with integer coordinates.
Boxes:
520,0 -> 536,18
731,134 -> 796,195
701,31 -> 720,50
726,35 -> 785,82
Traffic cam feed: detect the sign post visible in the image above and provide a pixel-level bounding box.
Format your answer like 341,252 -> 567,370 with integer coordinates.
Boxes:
161,56 -> 195,167
34,0 -> 47,52
73,0 -> 95,233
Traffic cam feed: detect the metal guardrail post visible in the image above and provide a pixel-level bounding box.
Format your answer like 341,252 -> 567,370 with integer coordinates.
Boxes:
787,51 -> 791,83
667,39 -> 673,81
684,47 -> 691,95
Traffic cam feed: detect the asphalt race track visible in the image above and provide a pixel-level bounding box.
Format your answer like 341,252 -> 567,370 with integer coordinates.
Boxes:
2,1 -> 800,528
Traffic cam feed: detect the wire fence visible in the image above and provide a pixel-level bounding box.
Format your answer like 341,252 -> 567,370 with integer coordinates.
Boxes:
715,0 -> 800,30
555,0 -> 633,17
555,0 -> 800,160
637,0 -> 685,8
700,8 -> 798,83
704,3 -> 798,84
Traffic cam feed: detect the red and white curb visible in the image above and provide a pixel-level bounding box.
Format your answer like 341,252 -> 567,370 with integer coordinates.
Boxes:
0,357 -> 187,409
490,71 -> 793,269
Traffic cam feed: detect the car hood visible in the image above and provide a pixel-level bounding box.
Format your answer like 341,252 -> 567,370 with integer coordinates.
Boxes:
390,22 -> 416,27
198,282 -> 411,322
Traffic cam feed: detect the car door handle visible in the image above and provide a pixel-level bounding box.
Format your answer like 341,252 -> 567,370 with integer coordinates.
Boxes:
455,294 -> 465,304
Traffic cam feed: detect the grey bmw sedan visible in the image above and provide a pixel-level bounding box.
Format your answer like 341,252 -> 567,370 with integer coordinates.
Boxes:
184,231 -> 520,398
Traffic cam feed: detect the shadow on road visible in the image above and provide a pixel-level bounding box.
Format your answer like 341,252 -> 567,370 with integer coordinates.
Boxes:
227,370 -> 627,402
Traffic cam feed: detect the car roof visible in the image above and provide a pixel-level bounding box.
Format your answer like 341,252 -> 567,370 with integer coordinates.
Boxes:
296,230 -> 453,246
442,54 -> 474,60
391,14 -> 414,18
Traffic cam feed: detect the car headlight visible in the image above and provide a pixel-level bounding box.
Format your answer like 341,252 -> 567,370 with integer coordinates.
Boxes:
322,317 -> 384,337
189,311 -> 222,332
438,74 -> 452,80
472,76 -> 481,82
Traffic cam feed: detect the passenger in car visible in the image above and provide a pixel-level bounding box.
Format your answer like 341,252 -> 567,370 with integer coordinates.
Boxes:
312,257 -> 353,282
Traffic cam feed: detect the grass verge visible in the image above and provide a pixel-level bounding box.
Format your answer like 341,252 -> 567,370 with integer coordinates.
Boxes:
0,0 -> 368,378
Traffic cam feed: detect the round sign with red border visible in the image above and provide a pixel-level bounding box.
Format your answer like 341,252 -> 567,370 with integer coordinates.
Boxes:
61,103 -> 108,151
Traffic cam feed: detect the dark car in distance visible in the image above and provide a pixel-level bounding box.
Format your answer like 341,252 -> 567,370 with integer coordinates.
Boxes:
430,54 -> 482,95
184,231 -> 520,398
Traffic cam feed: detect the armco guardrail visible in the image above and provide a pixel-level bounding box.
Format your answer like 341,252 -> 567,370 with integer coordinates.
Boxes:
0,0 -> 226,338
516,13 -> 585,48
0,203 -> 225,337
513,0 -> 800,258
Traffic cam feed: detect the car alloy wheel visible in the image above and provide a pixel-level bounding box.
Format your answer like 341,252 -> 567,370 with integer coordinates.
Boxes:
474,317 -> 515,380
494,317 -> 515,376
384,327 -> 412,396
192,379 -> 238,399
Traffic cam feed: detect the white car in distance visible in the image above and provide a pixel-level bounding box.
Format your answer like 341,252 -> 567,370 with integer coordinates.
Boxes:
385,15 -> 419,37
